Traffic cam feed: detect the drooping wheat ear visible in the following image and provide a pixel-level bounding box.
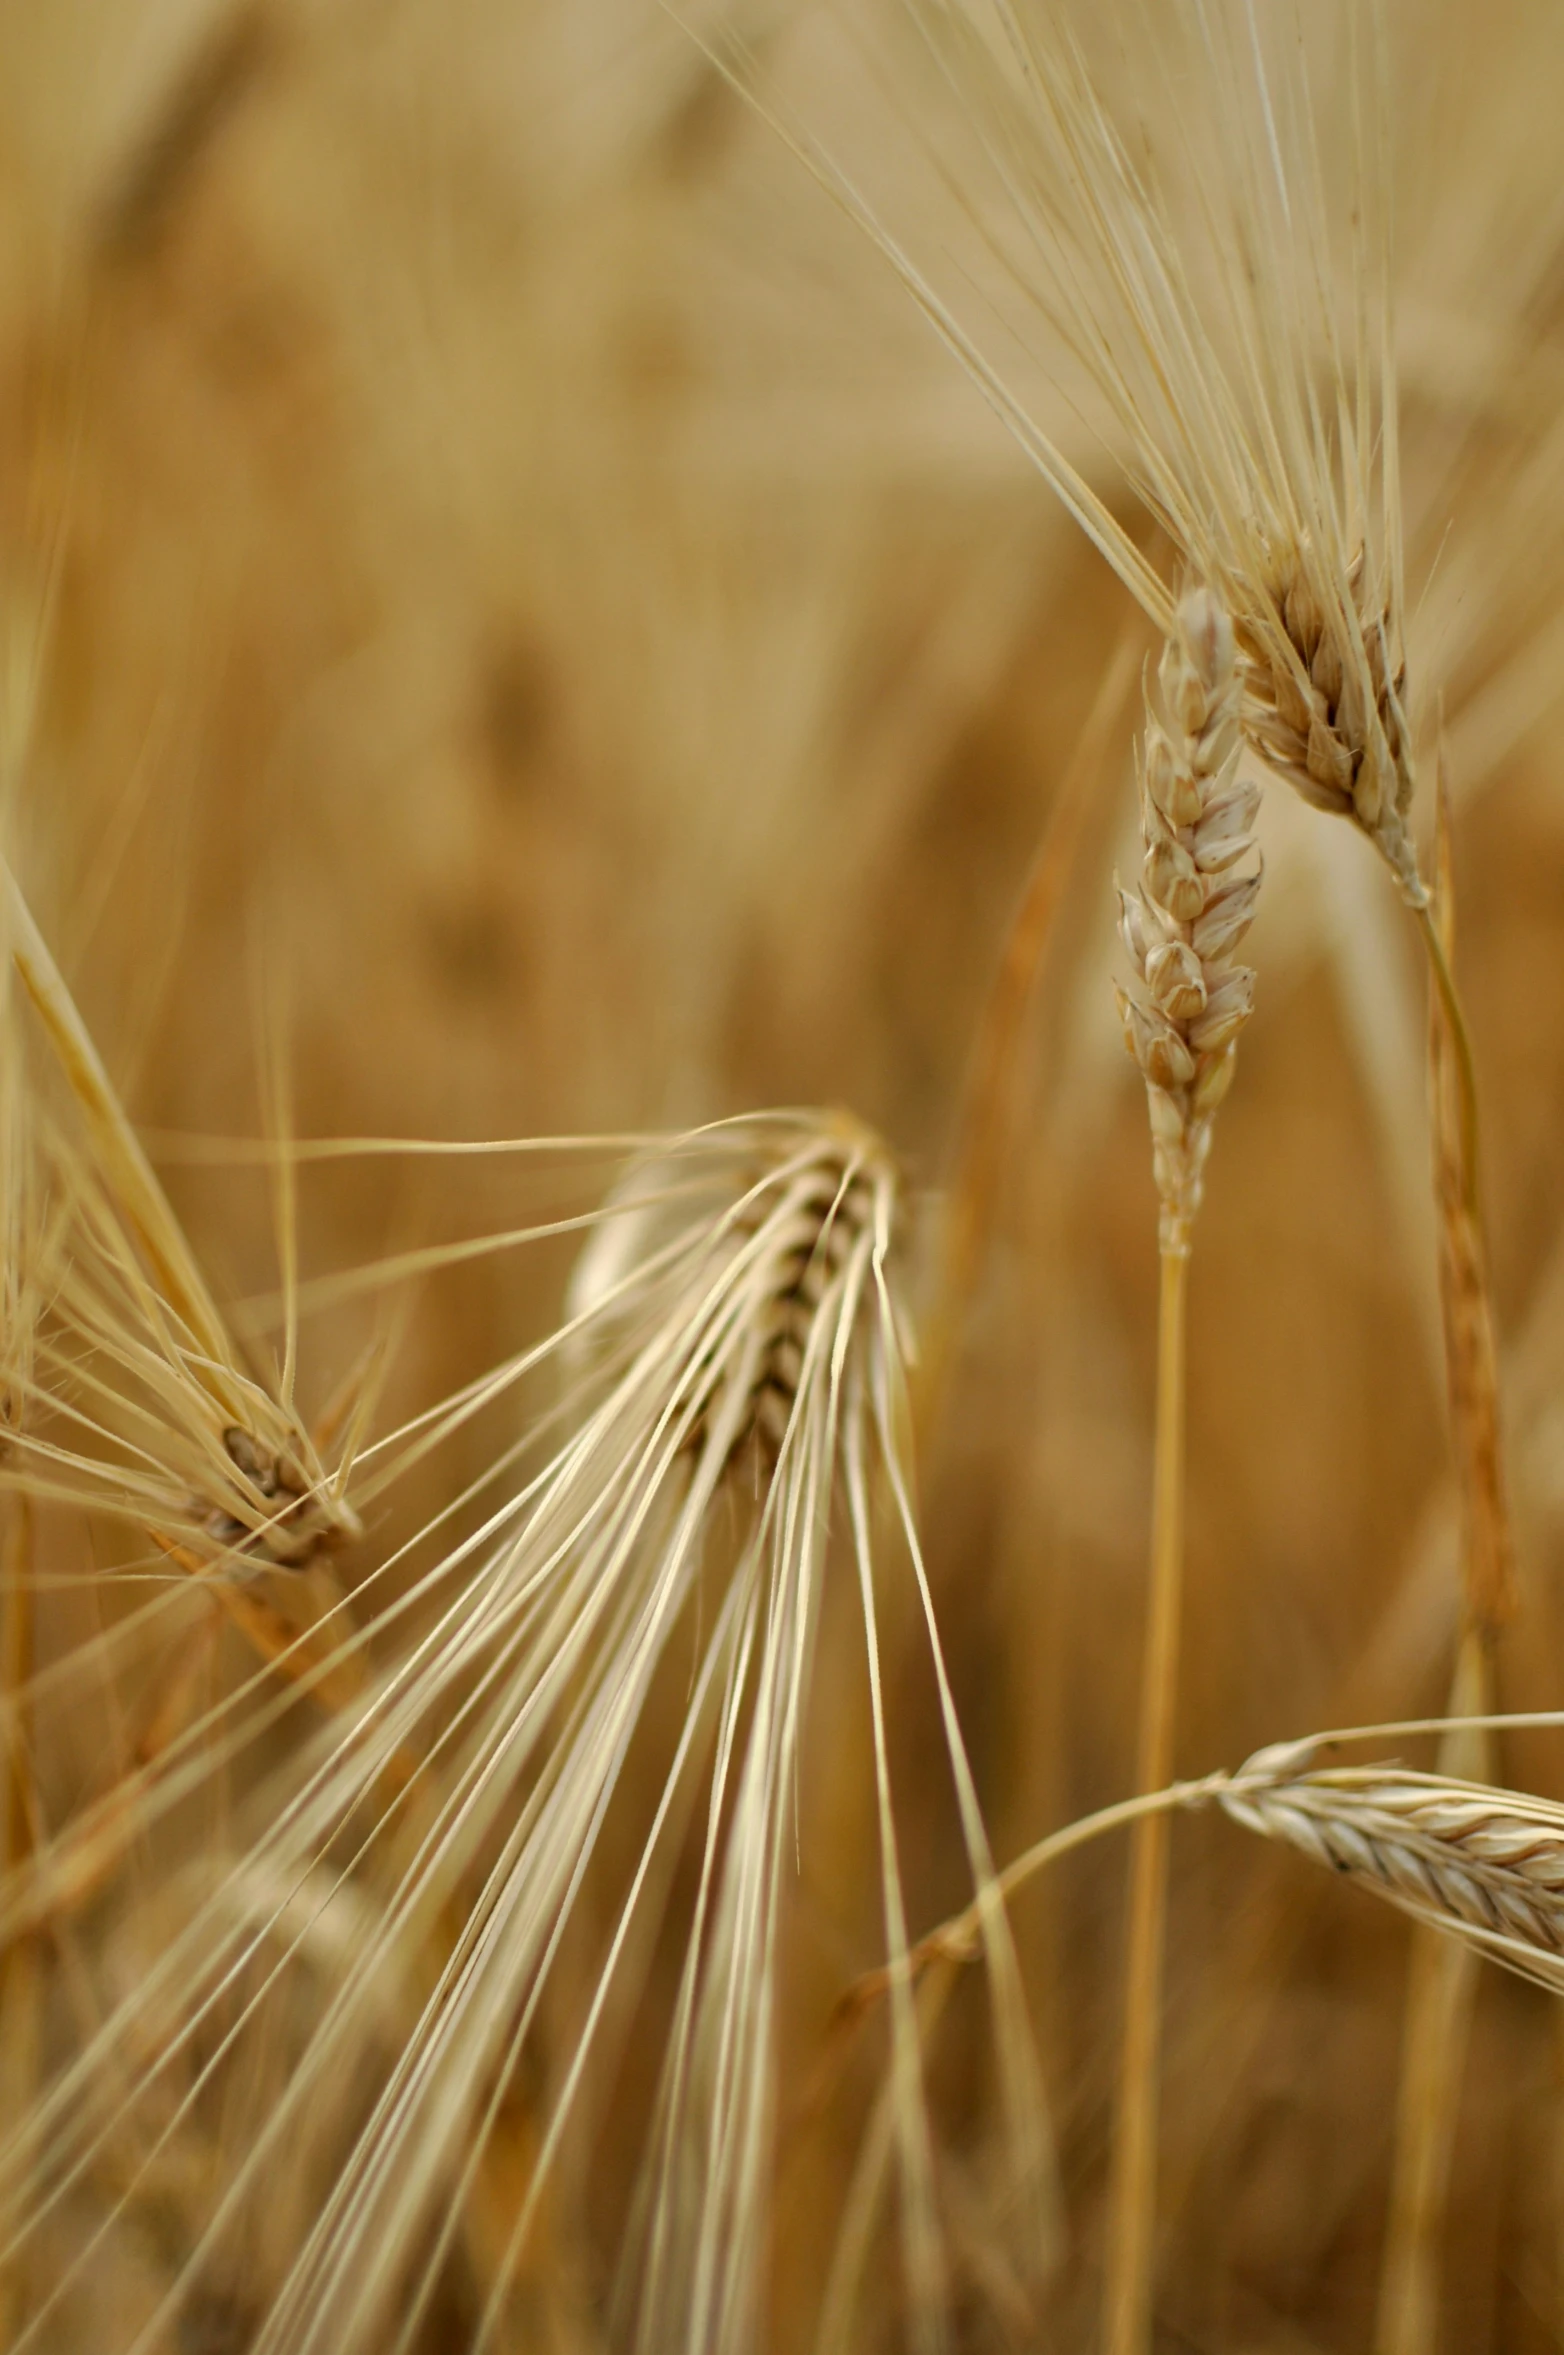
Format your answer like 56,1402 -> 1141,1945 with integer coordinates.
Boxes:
1216,1749 -> 1564,1990
1,860 -> 362,1574
778,5 -> 1423,894
1116,587 -> 1259,1253
1238,547 -> 1417,896
3,1111 -> 1040,2355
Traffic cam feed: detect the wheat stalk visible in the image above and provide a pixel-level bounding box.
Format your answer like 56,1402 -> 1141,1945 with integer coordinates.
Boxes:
1104,582 -> 1260,2355
1377,774 -> 1515,2354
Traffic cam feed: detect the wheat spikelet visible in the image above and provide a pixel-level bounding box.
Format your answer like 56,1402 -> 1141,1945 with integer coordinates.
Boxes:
1115,586 -> 1259,1248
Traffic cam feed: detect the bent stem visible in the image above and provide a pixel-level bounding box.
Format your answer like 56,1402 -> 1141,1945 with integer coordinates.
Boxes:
1105,1235 -> 1189,2355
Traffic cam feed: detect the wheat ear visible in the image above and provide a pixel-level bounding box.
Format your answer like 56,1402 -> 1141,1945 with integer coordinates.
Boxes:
1115,592 -> 1261,1256
2,860 -> 361,1578
1212,1753 -> 1564,1983
1106,585 -> 1258,2355
0,1113 -> 1036,2355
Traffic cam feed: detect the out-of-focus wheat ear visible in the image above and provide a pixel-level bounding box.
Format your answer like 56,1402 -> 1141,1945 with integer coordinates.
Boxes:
62,1120 -> 892,2355
3,861 -> 362,1578
0,1114 -> 1036,2355
1106,584 -> 1259,2355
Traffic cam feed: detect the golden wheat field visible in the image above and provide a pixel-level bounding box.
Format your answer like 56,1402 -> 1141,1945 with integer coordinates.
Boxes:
3,2 -> 1564,2350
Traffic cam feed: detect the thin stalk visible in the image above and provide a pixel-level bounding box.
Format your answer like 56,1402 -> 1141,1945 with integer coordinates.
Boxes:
1412,900 -> 1480,1227
1105,1236 -> 1189,2355
840,1777 -> 1220,2005
1377,780 -> 1514,2350
1375,1628 -> 1491,2355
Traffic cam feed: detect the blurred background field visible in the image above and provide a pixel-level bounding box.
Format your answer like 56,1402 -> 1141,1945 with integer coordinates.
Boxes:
4,2 -> 1564,2346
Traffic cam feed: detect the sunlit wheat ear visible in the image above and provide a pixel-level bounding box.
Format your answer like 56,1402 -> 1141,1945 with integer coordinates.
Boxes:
1115,587 -> 1259,1250
2,1111 -> 1034,2355
1215,1748 -> 1564,1993
1,860 -> 360,1573
594,1117 -> 1047,2355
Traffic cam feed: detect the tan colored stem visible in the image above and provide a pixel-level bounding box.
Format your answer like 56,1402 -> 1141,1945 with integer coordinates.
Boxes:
1105,1238 -> 1189,2355
1377,781 -> 1514,2351
1413,899 -> 1481,1230
835,1779 -> 1218,2024
0,1500 -> 39,2345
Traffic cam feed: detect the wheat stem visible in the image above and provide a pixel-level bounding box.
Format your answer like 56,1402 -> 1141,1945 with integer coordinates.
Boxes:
1413,899 -> 1481,1231
1104,1237 -> 1188,2355
0,1500 -> 38,2348
1377,774 -> 1514,2351
1375,1628 -> 1492,2355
